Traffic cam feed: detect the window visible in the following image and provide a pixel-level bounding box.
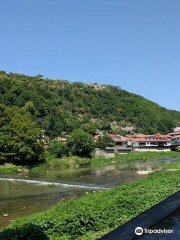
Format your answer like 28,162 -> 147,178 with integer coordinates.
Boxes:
139,142 -> 146,146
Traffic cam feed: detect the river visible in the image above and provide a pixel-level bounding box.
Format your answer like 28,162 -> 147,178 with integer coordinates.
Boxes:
0,157 -> 180,230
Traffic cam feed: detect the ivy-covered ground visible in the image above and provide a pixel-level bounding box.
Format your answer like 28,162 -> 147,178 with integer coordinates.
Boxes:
1,169 -> 180,240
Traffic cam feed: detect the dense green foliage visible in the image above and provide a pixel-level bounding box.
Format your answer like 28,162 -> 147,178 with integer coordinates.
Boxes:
47,140 -> 68,158
0,104 -> 44,162
0,71 -> 180,138
67,129 -> 94,157
95,134 -> 115,148
48,129 -> 94,158
1,170 -> 180,239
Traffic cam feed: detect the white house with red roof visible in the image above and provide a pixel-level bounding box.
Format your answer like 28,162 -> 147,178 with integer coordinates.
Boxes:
131,134 -> 172,150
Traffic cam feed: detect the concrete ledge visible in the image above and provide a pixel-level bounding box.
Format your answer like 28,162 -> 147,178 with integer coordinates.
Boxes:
100,190 -> 180,240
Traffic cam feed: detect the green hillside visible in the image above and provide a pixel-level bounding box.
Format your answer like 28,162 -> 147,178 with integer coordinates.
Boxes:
0,71 -> 180,138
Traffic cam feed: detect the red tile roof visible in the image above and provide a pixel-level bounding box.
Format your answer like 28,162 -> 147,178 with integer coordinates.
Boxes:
171,135 -> 180,139
93,136 -> 99,140
131,138 -> 170,142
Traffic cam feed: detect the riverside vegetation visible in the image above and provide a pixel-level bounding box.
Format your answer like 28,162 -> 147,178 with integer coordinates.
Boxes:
1,170 -> 180,239
1,151 -> 180,174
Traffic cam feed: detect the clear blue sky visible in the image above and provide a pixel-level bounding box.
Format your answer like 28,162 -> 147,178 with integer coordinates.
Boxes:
1,0 -> 180,110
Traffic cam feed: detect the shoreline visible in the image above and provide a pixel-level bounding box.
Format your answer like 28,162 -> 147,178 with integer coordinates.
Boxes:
0,152 -> 180,174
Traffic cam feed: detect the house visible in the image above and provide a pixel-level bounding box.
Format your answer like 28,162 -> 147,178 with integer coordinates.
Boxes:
171,135 -> 180,145
111,136 -> 131,148
164,134 -> 172,139
131,134 -> 172,151
94,134 -> 131,148
93,136 -> 99,142
93,134 -> 132,156
170,131 -> 180,137
128,134 -> 147,139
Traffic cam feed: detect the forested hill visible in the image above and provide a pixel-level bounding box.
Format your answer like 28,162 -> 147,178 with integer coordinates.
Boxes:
0,71 -> 180,138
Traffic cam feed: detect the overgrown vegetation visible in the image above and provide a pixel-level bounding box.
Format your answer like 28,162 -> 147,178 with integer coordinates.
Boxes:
1,71 -> 180,138
1,170 -> 180,239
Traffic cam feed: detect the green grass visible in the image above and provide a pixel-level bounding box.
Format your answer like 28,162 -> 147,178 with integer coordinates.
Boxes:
1,170 -> 180,239
0,163 -> 21,174
29,155 -> 91,173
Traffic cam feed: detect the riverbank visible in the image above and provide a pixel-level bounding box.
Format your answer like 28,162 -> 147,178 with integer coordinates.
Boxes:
1,151 -> 180,174
91,151 -> 180,166
1,169 -> 180,239
0,155 -> 90,174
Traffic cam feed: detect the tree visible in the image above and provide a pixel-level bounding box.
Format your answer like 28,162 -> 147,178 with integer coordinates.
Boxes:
0,104 -> 44,162
47,140 -> 67,158
67,129 -> 94,157
81,123 -> 97,136
37,74 -> 44,78
95,134 -> 115,149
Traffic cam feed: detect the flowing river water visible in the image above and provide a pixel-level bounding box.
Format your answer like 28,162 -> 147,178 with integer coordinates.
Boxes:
0,157 -> 180,230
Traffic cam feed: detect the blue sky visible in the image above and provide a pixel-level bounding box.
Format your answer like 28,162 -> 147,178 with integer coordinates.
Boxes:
0,0 -> 180,110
